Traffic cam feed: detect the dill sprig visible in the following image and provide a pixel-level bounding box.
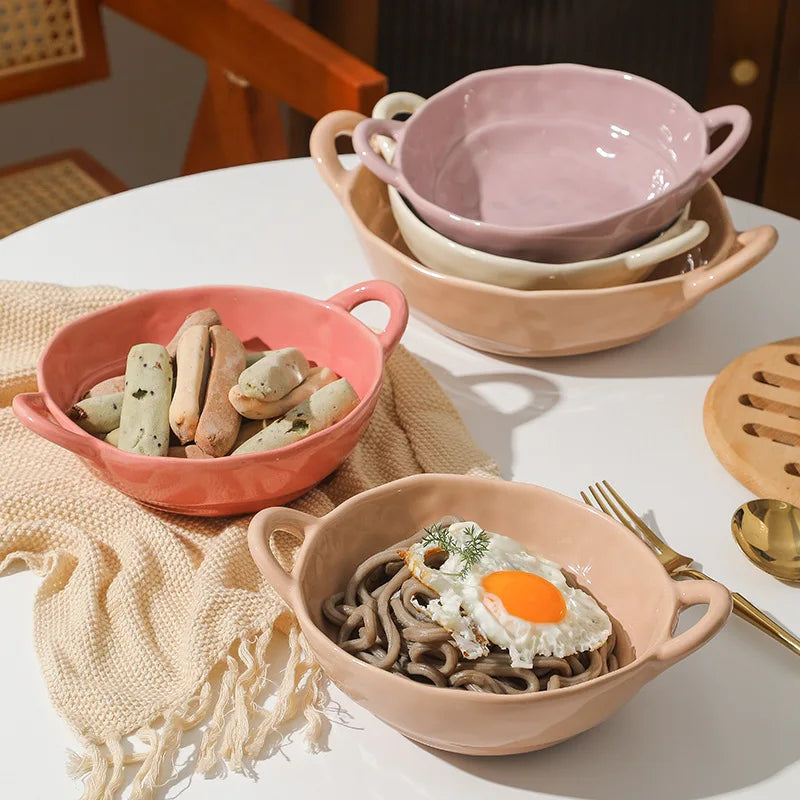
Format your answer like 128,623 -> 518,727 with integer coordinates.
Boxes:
421,522 -> 490,578
420,522 -> 458,554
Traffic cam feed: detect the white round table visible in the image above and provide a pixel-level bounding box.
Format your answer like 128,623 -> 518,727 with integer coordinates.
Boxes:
2,157 -> 799,799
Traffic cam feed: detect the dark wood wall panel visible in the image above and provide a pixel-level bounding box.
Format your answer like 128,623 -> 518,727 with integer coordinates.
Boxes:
705,0 -> 784,204
377,0 -> 715,106
762,0 -> 800,217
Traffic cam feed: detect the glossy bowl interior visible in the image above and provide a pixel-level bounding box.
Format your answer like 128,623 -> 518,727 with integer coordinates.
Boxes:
12,282 -> 408,516
312,111 -> 777,358
373,91 -> 709,290
249,474 -> 732,755
353,65 -> 750,261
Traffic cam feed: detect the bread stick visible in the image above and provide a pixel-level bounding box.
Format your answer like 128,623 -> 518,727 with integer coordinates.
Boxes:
169,324 -> 211,444
118,344 -> 173,456
86,375 -> 125,398
233,378 -> 358,455
105,428 -> 120,446
67,392 -> 124,434
237,347 -> 310,400
195,325 -> 245,457
165,308 -> 221,358
229,366 -> 337,419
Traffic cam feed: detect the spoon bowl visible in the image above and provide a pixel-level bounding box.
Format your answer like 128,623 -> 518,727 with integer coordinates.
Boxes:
732,499 -> 800,583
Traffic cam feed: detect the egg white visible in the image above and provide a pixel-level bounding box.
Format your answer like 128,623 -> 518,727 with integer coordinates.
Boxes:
403,521 -> 612,668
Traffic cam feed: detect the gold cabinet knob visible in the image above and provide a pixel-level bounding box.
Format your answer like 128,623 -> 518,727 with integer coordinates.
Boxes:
730,58 -> 759,86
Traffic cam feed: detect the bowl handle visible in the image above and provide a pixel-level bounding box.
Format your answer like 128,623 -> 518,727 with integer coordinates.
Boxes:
372,92 -> 426,163
682,225 -> 778,301
351,118 -> 408,189
327,280 -> 409,359
699,105 -> 752,182
309,109 -> 366,201
12,392 -> 99,461
651,579 -> 732,670
248,507 -> 320,606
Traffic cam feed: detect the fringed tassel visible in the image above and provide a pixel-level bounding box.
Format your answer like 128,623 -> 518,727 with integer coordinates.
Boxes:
195,654 -> 239,775
298,633 -> 327,749
78,743 -> 107,800
245,624 -> 305,758
244,623 -> 326,758
67,740 -> 146,800
219,628 -> 274,772
104,737 -> 126,800
66,622 -> 325,800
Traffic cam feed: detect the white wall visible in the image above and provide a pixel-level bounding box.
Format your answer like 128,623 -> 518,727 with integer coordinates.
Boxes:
0,9 -> 207,189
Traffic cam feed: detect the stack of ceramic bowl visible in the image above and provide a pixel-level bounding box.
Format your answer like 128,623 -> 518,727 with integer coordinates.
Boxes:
311,65 -> 778,357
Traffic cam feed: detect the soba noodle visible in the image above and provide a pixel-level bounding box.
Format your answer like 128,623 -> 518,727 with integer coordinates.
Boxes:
323,517 -> 621,693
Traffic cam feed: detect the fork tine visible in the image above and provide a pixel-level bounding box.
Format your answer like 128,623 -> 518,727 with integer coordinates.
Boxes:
602,480 -> 660,539
580,491 -> 593,507
587,484 -> 612,515
599,480 -> 677,558
588,485 -> 641,538
592,483 -> 639,535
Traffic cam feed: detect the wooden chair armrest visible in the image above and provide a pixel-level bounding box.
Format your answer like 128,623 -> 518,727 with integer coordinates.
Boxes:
104,0 -> 387,117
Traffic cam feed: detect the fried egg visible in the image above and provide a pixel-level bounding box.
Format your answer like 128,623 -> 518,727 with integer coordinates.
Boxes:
403,521 -> 612,668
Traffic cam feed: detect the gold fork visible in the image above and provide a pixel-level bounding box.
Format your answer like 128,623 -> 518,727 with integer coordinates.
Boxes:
582,480 -> 800,658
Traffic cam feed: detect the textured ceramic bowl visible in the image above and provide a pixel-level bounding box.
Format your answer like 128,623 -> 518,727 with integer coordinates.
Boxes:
354,65 -> 750,262
312,111 -> 777,358
373,93 -> 709,290
249,474 -> 731,755
13,282 -> 408,516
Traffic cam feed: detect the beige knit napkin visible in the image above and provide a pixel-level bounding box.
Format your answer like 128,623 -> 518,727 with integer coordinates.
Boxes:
0,281 -> 499,800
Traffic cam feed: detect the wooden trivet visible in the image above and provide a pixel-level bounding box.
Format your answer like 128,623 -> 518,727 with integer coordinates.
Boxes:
704,337 -> 800,504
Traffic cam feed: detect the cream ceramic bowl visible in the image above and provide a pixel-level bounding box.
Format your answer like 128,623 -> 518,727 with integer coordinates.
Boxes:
249,474 -> 731,755
311,111 -> 778,358
374,93 -> 710,291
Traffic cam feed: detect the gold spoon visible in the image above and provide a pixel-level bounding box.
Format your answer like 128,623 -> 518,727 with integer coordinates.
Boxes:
732,499 -> 800,582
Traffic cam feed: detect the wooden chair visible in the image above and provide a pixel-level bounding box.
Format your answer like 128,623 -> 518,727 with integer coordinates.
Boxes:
0,0 -> 386,238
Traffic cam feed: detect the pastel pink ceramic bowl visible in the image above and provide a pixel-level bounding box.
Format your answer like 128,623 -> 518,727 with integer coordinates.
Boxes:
12,282 -> 408,516
249,474 -> 731,755
353,64 -> 750,262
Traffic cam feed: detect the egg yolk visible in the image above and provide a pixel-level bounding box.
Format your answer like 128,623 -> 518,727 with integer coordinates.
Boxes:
481,571 -> 567,623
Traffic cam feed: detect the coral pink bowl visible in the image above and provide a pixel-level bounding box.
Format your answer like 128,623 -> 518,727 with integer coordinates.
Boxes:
354,64 -> 750,262
249,474 -> 731,755
12,282 -> 408,516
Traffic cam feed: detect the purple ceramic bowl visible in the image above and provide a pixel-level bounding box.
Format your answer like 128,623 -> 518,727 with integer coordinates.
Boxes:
353,64 -> 750,263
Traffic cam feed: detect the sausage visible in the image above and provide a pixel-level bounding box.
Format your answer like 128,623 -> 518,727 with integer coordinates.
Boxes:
194,325 -> 245,457
228,366 -> 337,419
233,378 -> 358,455
167,444 -> 214,459
165,308 -> 221,358
169,324 -> 211,444
117,344 -> 173,456
185,444 -> 214,459
67,392 -> 124,434
237,347 -> 309,400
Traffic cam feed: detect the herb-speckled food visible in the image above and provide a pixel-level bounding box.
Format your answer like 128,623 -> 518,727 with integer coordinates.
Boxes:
118,343 -> 173,456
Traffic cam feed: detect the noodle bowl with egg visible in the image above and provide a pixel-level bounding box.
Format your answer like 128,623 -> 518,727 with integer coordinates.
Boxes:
323,517 -> 622,693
